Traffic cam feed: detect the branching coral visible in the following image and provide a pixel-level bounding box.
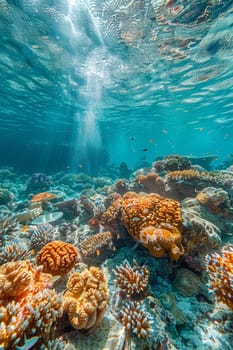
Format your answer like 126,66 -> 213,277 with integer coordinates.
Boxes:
63,266 -> 108,330
119,301 -> 152,339
36,240 -> 80,275
167,169 -> 233,199
30,224 -> 56,250
101,192 -> 183,260
0,217 -> 19,245
79,231 -> 115,260
0,260 -> 63,349
206,247 -> 233,310
0,242 -> 32,264
113,259 -> 149,299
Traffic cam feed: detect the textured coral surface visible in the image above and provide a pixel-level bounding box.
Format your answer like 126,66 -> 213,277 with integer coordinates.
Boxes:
36,240 -> 79,275
113,259 -> 149,299
101,191 -> 183,260
64,266 -> 108,330
0,260 -> 62,349
206,248 -> 233,310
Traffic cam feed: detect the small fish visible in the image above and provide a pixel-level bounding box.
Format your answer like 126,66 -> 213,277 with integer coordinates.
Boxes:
131,137 -> 135,141
132,217 -> 141,222
21,225 -> 28,233
142,148 -> 148,152
149,139 -> 155,143
79,164 -> 83,168
30,249 -> 35,255
16,335 -> 40,350
96,249 -> 100,256
162,129 -> 168,134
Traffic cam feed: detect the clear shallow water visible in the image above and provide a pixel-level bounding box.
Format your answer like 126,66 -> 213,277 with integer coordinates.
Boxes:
1,0 -> 233,172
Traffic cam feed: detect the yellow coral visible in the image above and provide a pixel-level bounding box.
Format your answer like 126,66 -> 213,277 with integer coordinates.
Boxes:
0,260 -> 51,300
140,224 -> 184,260
101,191 -> 183,260
36,240 -> 80,275
206,248 -> 233,310
64,266 -> 108,330
0,260 -> 63,349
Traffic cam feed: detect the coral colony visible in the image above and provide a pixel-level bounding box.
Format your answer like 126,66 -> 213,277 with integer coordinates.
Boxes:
0,154 -> 233,349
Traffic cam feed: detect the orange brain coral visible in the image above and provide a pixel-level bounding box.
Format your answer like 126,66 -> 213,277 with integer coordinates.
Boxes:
36,240 -> 80,275
63,266 -> 108,330
101,191 -> 183,260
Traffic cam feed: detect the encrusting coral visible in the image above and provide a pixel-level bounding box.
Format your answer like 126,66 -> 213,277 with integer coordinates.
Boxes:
166,169 -> 233,199
113,259 -> 149,299
63,266 -> 108,330
101,191 -> 184,260
181,199 -> 221,255
0,260 -> 63,349
36,240 -> 80,275
136,172 -> 166,195
172,268 -> 200,297
195,187 -> 233,217
206,247 -> 233,310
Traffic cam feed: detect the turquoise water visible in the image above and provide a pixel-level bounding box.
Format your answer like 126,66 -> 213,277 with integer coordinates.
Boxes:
0,0 -> 233,173
1,2 -> 233,350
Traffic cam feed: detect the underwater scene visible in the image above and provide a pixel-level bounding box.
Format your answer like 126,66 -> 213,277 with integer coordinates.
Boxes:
1,0 -> 233,349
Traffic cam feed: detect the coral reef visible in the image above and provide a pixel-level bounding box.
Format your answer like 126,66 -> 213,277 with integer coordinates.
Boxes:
206,247 -> 233,310
153,155 -> 192,172
14,206 -> 43,224
30,224 -> 56,250
0,217 -> 19,245
31,192 -> 59,203
36,240 -> 80,275
63,266 -> 108,330
166,169 -> 233,200
195,187 -> 233,217
160,292 -> 188,326
118,300 -> 152,339
55,198 -> 80,218
113,259 -> 149,299
101,192 -> 183,260
172,268 -> 200,297
0,188 -> 14,205
26,173 -> 51,193
0,260 -> 63,349
182,200 -> 221,256
136,172 -> 166,195
79,231 -> 115,264
0,241 -> 32,264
